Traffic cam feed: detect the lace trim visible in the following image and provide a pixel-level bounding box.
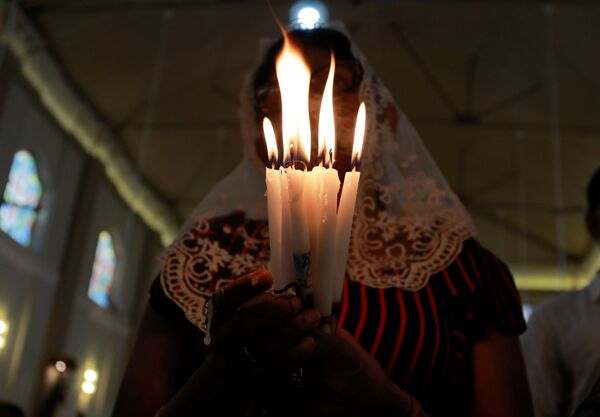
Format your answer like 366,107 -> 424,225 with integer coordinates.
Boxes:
344,72 -> 476,290
160,217 -> 269,332
161,208 -> 473,333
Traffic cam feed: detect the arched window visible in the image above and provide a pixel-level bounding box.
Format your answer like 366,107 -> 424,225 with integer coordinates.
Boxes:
87,231 -> 117,309
0,150 -> 43,246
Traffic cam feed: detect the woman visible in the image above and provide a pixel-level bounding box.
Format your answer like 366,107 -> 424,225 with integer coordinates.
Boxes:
113,23 -> 533,417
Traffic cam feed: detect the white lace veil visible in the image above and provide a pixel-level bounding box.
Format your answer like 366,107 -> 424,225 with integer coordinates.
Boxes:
175,21 -> 476,292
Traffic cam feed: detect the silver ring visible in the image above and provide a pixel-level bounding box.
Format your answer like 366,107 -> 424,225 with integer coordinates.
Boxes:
242,344 -> 260,363
212,288 -> 226,309
203,288 -> 226,346
290,367 -> 304,388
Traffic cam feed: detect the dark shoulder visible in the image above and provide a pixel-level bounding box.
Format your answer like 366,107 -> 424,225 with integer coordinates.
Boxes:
458,238 -> 515,278
460,238 -> 502,263
436,238 -> 527,336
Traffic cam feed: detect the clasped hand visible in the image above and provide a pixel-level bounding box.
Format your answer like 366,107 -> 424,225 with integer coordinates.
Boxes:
163,269 -> 415,417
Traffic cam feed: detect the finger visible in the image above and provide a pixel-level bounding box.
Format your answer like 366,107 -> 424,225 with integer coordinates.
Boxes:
215,269 -> 272,315
257,309 -> 321,355
269,336 -> 316,369
310,329 -> 360,366
336,327 -> 360,345
336,327 -> 379,365
239,292 -> 276,309
214,295 -> 301,350
310,329 -> 341,359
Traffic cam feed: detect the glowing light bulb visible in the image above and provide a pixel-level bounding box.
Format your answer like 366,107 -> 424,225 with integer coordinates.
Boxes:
298,7 -> 320,29
81,381 -> 96,395
0,320 -> 8,335
84,369 -> 98,382
289,1 -> 329,30
55,361 -> 67,373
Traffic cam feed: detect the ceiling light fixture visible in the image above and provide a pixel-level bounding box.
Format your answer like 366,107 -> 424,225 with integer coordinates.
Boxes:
289,1 -> 329,30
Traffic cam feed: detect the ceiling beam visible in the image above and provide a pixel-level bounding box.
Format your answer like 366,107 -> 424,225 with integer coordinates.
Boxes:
0,0 -> 180,245
465,200 -> 578,261
413,119 -> 600,135
389,22 -> 461,117
25,0 -> 290,15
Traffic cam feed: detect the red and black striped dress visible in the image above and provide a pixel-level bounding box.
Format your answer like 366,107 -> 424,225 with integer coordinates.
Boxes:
151,212 -> 526,416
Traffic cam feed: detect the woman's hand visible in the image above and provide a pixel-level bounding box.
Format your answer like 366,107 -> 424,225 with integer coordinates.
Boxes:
300,328 -> 427,417
159,269 -> 321,417
210,269 -> 320,370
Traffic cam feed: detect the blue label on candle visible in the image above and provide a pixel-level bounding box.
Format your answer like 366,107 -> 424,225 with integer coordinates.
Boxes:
293,252 -> 311,283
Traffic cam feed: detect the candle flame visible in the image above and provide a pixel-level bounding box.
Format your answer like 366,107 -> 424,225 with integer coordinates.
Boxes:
351,102 -> 366,170
263,117 -> 278,168
318,53 -> 336,168
276,33 -> 311,166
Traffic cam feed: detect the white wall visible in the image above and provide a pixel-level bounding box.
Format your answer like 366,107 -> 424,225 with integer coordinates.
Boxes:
0,69 -> 156,417
57,174 -> 147,417
0,76 -> 84,413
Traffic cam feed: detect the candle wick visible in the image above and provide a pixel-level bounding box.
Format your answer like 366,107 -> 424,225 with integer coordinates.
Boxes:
289,143 -> 295,169
293,159 -> 307,171
351,151 -> 360,171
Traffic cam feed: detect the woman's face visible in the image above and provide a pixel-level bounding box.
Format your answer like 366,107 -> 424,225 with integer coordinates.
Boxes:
254,42 -> 363,174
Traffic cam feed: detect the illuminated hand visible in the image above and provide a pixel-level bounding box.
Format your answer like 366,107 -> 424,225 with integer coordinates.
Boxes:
210,269 -> 321,369
160,270 -> 321,417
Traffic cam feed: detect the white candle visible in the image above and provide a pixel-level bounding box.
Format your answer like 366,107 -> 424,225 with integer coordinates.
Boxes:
332,102 -> 366,303
274,31 -> 314,297
312,165 -> 340,316
279,168 -> 296,290
312,53 -> 340,316
304,170 -> 319,256
263,118 -> 286,290
262,33 -> 368,321
332,170 -> 359,302
286,168 -> 312,295
265,168 -> 283,287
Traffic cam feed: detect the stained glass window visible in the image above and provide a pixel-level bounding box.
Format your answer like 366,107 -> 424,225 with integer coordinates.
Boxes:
87,231 -> 117,309
0,150 -> 43,246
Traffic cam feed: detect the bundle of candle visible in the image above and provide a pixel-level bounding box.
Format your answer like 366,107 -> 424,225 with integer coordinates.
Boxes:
263,34 -> 366,320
